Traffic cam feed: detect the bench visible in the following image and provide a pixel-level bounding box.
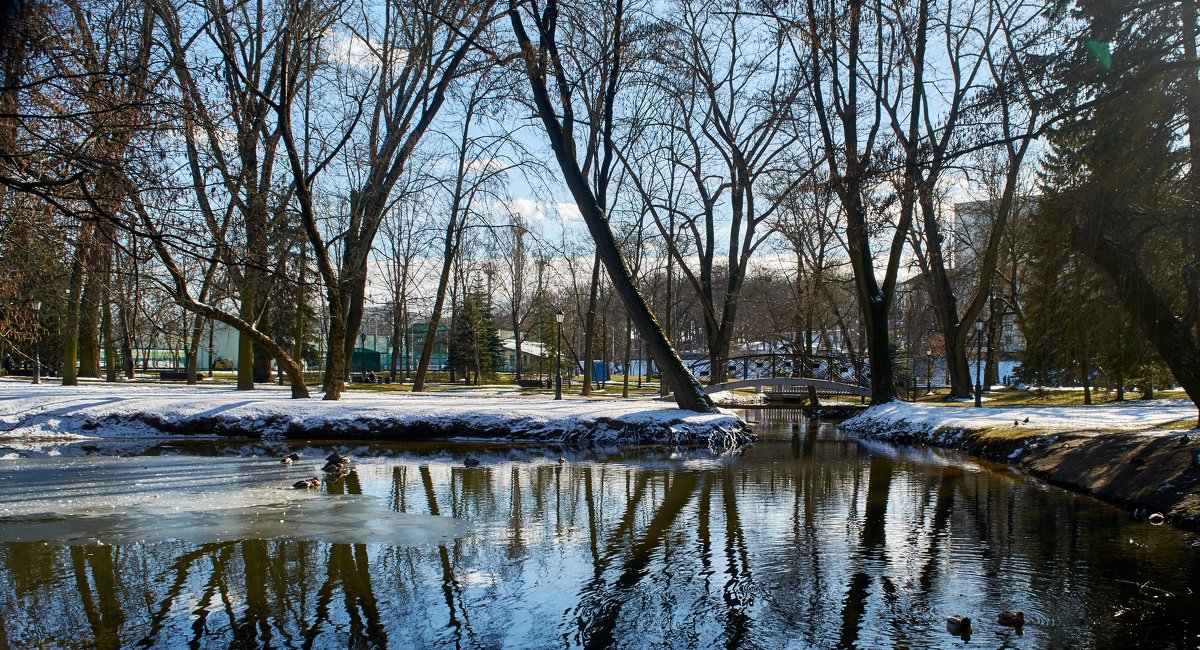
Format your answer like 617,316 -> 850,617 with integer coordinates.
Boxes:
158,371 -> 200,381
517,379 -> 551,388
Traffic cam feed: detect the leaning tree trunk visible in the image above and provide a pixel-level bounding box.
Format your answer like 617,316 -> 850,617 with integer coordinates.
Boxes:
1072,225 -> 1200,424
511,5 -> 713,412
412,203 -> 463,392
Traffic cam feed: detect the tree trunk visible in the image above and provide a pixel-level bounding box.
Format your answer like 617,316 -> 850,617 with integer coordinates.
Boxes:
660,239 -> 673,397
582,252 -> 600,396
186,314 -> 205,384
323,300 -> 347,400
510,4 -> 714,412
61,229 -> 90,386
1072,225 -> 1200,422
102,298 -> 116,382
77,270 -> 102,377
622,317 -> 632,398
236,299 -> 255,391
412,202 -> 462,392
946,332 -> 974,400
118,303 -> 134,379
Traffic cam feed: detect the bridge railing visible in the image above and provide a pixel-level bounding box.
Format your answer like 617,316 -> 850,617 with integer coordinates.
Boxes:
686,352 -> 868,387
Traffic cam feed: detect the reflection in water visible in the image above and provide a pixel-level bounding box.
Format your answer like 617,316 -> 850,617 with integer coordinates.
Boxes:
2,418 -> 1200,648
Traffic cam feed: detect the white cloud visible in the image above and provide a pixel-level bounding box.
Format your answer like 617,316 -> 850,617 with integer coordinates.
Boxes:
327,32 -> 407,73
554,201 -> 582,222
496,197 -> 547,222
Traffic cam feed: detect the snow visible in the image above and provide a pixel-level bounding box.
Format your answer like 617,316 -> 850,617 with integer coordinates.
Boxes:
843,399 -> 1198,439
0,380 -> 751,448
707,390 -> 767,406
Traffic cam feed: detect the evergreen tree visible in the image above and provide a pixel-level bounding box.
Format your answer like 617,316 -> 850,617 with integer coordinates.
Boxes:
1024,63 -> 1183,400
448,280 -> 503,384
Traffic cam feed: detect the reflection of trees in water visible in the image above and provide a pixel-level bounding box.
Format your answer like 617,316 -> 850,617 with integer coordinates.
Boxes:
5,441 -> 1200,647
71,545 -> 124,649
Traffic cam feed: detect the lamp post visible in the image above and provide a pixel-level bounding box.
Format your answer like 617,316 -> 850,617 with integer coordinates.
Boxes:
636,332 -> 643,390
974,318 -> 984,408
554,309 -> 564,400
31,300 -> 41,384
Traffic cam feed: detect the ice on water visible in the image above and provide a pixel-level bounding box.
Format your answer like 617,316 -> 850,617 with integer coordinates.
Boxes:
0,456 -> 465,546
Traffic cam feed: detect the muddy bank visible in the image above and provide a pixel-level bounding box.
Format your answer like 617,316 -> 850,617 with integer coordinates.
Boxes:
842,416 -> 1200,531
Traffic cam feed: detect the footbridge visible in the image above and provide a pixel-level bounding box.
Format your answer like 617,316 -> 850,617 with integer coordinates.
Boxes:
705,377 -> 870,399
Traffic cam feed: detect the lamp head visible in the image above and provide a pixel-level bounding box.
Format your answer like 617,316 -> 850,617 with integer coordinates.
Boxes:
31,301 -> 41,312
555,309 -> 564,324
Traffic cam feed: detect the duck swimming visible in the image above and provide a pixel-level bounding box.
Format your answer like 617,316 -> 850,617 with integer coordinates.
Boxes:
997,611 -> 1024,627
464,457 -> 480,467
326,453 -> 349,465
946,616 -> 972,635
293,477 -> 320,489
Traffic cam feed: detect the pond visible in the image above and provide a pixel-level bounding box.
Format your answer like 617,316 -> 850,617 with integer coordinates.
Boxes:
1,411 -> 1198,648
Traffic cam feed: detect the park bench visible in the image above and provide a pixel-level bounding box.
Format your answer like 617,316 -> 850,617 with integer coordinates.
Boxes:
517,379 -> 551,388
158,370 -> 200,381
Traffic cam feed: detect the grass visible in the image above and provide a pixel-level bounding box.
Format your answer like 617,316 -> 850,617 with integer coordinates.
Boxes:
913,386 -> 1189,407
341,373 -> 667,398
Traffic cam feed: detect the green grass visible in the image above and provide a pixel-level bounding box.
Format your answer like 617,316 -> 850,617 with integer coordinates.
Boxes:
913,386 -> 1188,407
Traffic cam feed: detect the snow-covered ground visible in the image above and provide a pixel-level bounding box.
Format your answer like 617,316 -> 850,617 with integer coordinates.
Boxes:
707,390 -> 767,406
0,380 -> 750,448
844,399 -> 1198,439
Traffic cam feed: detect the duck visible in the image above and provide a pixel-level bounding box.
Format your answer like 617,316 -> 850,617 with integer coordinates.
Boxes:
946,615 -> 972,635
322,461 -> 348,474
558,457 -> 566,465
293,477 -> 321,489
325,452 -> 349,465
281,457 -> 293,465
997,611 -> 1024,627
464,457 -> 481,467
287,452 -> 301,461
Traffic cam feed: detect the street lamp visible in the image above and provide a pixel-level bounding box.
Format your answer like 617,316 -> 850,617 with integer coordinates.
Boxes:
635,331 -> 643,390
554,309 -> 564,400
974,318 -> 984,408
31,300 -> 41,385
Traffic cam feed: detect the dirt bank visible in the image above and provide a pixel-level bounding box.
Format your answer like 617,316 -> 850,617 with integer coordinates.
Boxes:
842,406 -> 1200,532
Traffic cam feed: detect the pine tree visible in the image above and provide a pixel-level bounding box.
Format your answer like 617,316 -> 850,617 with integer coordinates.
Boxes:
448,280 -> 503,384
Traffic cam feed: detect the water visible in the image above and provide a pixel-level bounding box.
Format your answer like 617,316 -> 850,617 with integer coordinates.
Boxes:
1,412 -> 1199,649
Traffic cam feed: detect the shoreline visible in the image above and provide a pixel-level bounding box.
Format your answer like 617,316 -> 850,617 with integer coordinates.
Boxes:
842,401 -> 1200,532
0,381 -> 753,451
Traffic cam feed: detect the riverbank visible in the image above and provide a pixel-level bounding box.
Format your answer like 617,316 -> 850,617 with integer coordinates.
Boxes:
0,381 -> 752,450
843,400 -> 1200,530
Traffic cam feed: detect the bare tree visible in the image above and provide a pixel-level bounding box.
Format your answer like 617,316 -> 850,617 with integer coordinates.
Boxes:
627,0 -> 814,382
508,0 -> 715,411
